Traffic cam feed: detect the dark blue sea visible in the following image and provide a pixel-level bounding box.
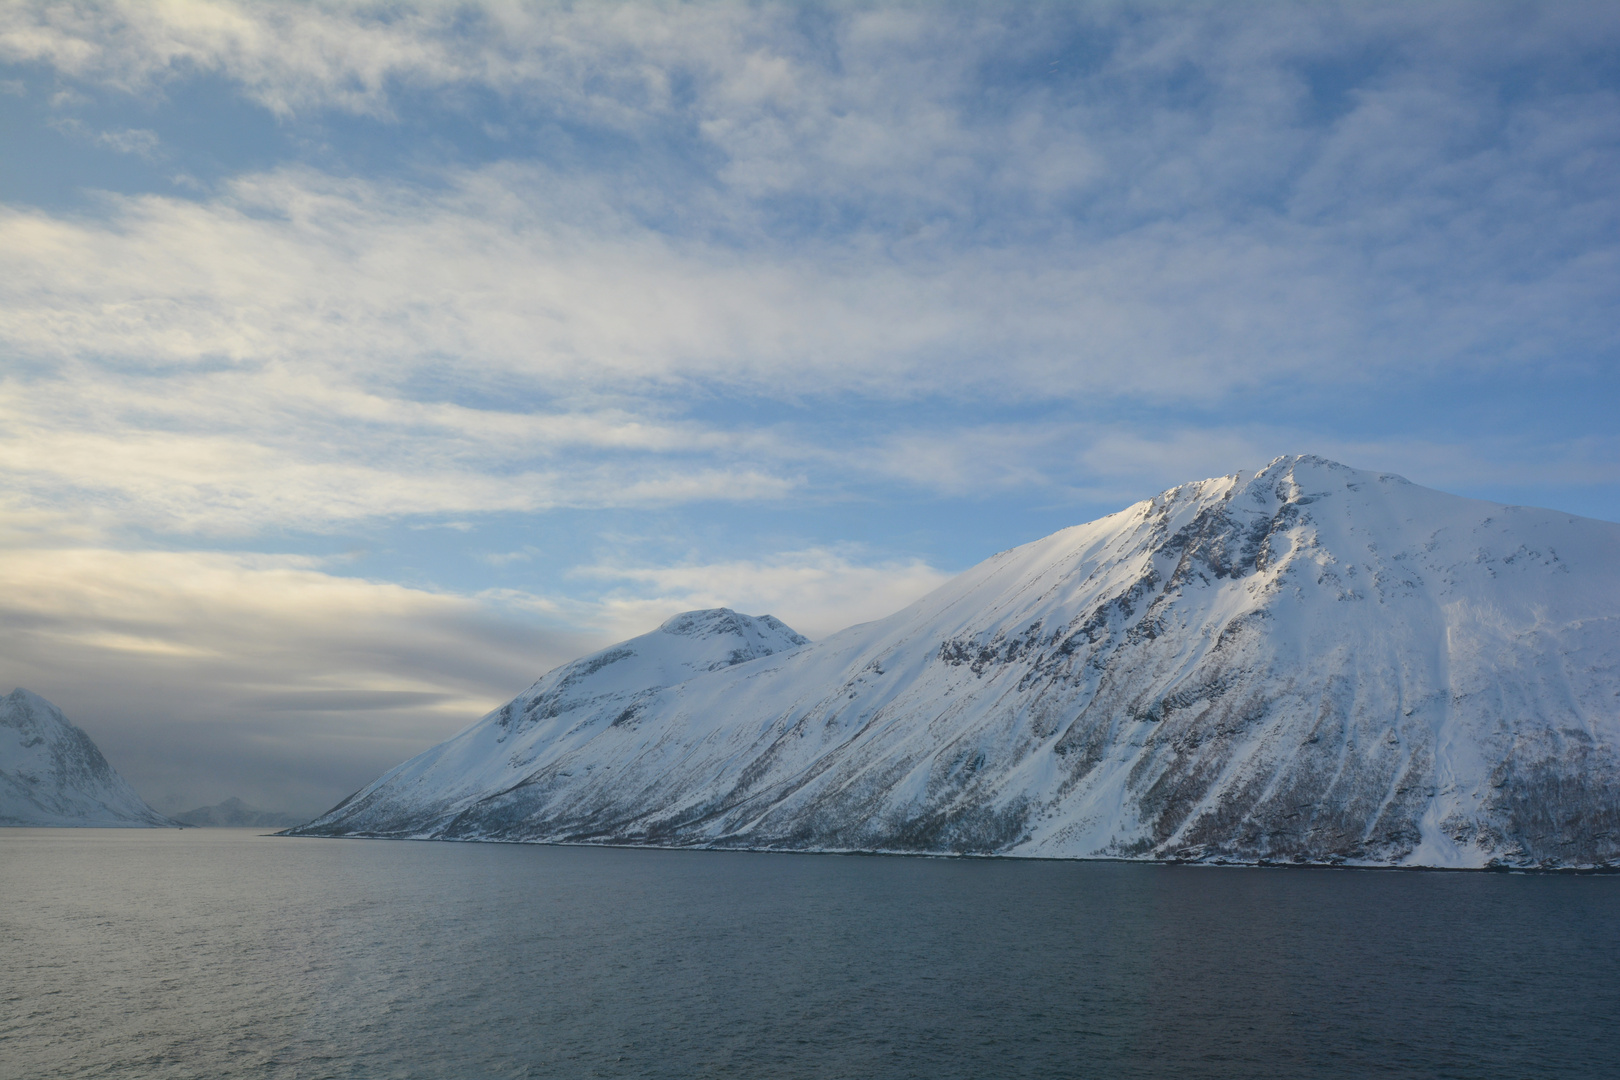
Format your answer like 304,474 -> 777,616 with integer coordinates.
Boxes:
2,829 -> 1617,1079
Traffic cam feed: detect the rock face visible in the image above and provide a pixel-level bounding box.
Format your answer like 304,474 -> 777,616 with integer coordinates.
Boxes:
1,688 -> 176,827
173,797 -> 303,828
291,457 -> 1620,869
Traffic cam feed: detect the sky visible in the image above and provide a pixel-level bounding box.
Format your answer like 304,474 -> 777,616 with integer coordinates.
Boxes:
1,1 -> 1616,817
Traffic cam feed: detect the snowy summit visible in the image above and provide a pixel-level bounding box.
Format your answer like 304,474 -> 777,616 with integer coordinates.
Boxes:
291,457 -> 1620,870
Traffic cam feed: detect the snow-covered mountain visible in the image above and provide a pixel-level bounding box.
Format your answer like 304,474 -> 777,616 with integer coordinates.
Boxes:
173,797 -> 303,828
296,608 -> 809,835
291,457 -> 1620,869
1,688 -> 176,827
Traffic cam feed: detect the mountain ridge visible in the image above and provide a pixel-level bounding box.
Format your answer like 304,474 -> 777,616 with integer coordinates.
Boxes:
290,456 -> 1620,869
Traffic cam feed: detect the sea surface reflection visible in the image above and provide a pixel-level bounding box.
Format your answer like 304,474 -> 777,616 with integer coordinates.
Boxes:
3,829 -> 1616,1079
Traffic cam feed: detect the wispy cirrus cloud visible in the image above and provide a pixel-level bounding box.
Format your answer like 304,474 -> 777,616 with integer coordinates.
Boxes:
2,1 -> 1613,397
47,115 -> 160,156
1,143 -> 1612,541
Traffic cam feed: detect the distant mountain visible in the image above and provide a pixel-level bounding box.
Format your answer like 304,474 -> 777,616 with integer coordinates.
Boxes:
174,797 -> 304,828
291,457 -> 1620,870
1,689 -> 176,827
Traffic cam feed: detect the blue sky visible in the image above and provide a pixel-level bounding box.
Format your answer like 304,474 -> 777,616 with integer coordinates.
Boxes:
1,1 -> 1616,814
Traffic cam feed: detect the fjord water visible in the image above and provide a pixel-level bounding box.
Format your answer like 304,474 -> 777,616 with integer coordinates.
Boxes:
3,831 -> 1616,1080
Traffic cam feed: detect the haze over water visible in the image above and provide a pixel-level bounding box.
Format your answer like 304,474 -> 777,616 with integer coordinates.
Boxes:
4,830 -> 1616,1079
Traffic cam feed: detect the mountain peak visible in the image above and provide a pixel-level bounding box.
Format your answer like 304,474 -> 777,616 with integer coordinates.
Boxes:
659,606 -> 738,632
658,607 -> 809,648
5,686 -> 62,718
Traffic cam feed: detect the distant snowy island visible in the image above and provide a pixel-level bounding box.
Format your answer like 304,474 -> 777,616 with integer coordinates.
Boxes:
172,798 -> 304,829
290,456 -> 1620,870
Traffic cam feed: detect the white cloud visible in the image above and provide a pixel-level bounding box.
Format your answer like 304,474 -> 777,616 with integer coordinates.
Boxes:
95,125 -> 159,156
0,164 -> 1316,536
0,142 -> 1606,450
48,116 -> 161,157
2,5 -> 1613,482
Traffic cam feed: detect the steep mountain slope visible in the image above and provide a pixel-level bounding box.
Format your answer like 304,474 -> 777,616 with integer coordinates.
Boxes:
292,457 -> 1620,869
298,608 -> 808,837
1,688 -> 176,827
